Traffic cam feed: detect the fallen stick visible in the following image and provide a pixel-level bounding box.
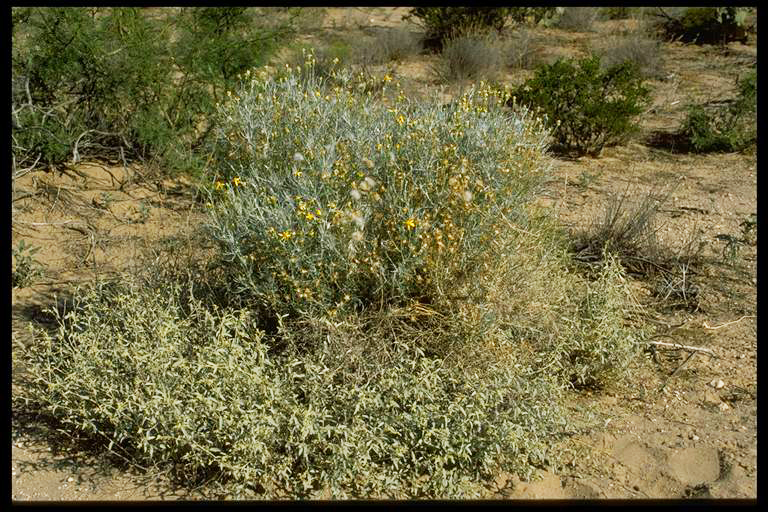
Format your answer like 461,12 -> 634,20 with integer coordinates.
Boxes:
703,315 -> 755,330
647,340 -> 717,357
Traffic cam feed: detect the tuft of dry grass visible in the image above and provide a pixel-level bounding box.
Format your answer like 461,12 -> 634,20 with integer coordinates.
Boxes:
556,7 -> 600,32
432,32 -> 504,83
594,31 -> 666,80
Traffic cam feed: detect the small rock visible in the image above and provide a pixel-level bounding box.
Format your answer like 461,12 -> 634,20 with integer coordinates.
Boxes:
718,402 -> 731,411
709,379 -> 725,389
67,476 -> 75,483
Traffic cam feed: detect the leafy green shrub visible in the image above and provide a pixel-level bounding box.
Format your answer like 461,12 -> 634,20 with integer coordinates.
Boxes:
679,69 -> 756,153
12,239 -> 44,288
432,32 -> 505,83
556,255 -> 644,389
403,7 -> 510,52
11,7 -> 298,175
653,7 -> 750,45
510,55 -> 651,156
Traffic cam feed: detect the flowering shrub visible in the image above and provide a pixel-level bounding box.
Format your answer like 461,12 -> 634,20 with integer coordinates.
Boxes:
207,54 -> 551,329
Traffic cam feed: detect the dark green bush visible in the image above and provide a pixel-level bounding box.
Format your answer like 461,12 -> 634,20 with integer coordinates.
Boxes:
510,55 -> 651,156
11,7 -> 298,176
679,69 -> 756,153
403,7 -> 510,52
654,7 -> 750,45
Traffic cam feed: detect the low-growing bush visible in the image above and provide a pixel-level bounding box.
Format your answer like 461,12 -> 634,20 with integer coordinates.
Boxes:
510,55 -> 651,156
652,7 -> 750,45
403,7 -> 510,52
14,277 -> 568,498
432,32 -> 505,83
679,69 -> 756,153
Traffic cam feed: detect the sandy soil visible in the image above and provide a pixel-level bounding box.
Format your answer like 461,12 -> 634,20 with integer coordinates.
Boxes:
11,8 -> 756,501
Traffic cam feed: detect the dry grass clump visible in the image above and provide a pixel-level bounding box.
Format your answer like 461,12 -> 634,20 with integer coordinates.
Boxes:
355,27 -> 422,66
556,7 -> 600,32
506,27 -> 544,69
432,32 -> 505,83
570,186 -> 706,312
594,31 -> 666,80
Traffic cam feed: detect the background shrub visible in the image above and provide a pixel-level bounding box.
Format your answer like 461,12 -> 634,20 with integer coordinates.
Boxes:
678,69 -> 756,153
11,7 -> 299,176
510,55 -> 651,156
403,7 -> 510,52
506,27 -> 543,70
652,7 -> 750,45
432,32 -> 505,83
594,31 -> 666,80
355,27 -> 421,66
555,7 -> 599,32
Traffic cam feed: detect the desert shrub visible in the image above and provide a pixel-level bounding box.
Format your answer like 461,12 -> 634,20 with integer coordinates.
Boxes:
555,255 -> 645,389
555,7 -> 599,32
16,276 -> 574,498
12,239 -> 44,288
595,31 -> 666,80
506,27 -> 543,69
403,7 -> 510,52
679,69 -> 756,153
510,55 -> 651,156
11,7 -> 298,176
652,7 -> 750,45
205,57 -> 552,323
432,32 -> 505,83
356,27 -> 421,66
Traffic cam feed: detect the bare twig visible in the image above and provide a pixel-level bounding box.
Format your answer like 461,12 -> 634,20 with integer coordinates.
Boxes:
703,315 -> 755,330
645,340 -> 717,357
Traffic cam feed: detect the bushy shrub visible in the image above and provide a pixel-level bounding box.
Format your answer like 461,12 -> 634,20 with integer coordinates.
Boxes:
510,55 -> 651,156
16,54 -> 649,499
11,7 -> 298,175
16,277 -> 572,498
595,31 -> 666,80
679,69 -> 756,152
206,57 -> 550,326
653,7 -> 750,45
432,32 -> 505,83
403,7 -> 510,52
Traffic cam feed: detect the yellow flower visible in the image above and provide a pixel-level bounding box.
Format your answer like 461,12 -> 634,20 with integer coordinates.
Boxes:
215,181 -> 225,190
279,230 -> 293,240
305,212 -> 315,221
404,218 -> 417,230
232,177 -> 244,187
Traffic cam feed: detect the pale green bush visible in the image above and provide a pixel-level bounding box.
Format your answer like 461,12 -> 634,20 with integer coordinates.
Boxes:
17,280 -> 569,498
206,54 -> 550,329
